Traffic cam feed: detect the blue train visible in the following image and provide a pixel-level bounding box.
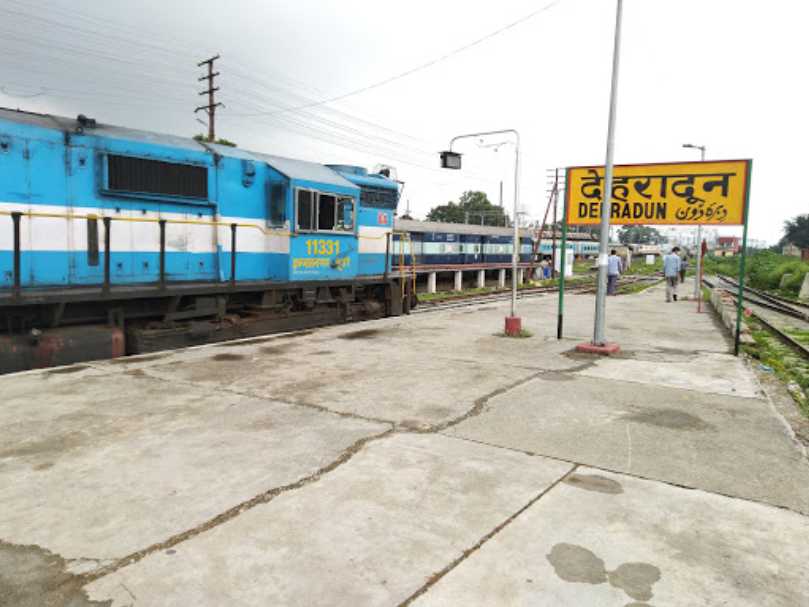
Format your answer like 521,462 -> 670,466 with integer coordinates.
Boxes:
391,219 -> 598,267
0,108 -> 406,371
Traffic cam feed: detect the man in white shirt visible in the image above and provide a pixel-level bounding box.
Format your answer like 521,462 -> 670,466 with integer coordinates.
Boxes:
663,247 -> 682,302
607,249 -> 623,295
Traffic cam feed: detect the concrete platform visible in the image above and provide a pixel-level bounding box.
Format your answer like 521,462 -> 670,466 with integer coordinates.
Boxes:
1,279 -> 807,606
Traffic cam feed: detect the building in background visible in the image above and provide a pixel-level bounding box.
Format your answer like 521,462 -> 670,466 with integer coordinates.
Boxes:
713,236 -> 741,257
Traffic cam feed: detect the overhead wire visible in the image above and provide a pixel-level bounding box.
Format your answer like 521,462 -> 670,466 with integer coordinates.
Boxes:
0,0 -> 523,195
230,0 -> 562,117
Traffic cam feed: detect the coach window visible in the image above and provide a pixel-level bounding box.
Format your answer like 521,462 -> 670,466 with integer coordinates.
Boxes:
297,189 -> 315,231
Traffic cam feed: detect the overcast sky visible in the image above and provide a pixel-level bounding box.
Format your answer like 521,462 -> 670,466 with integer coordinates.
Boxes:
0,0 -> 805,244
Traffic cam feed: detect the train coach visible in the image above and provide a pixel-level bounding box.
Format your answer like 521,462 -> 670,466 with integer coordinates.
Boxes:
391,219 -> 595,267
0,108 -> 410,373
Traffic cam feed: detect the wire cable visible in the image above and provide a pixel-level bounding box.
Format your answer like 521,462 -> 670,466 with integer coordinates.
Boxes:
231,0 -> 562,117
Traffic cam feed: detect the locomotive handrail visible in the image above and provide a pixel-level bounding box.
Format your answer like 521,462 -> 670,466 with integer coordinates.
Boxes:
0,209 -> 392,240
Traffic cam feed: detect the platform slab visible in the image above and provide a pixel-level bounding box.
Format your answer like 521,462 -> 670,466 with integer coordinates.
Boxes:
1,279 -> 807,606
446,373 -> 809,513
413,466 -> 809,607
85,434 -> 572,606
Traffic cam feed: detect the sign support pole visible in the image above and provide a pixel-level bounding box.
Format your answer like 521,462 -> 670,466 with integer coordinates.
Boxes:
590,0 -> 623,351
734,160 -> 753,356
557,179 -> 569,339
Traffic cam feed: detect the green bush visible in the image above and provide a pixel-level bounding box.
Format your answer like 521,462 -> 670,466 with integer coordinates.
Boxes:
704,250 -> 808,297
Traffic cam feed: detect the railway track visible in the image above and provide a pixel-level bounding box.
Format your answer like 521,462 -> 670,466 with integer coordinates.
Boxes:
413,275 -> 659,314
704,275 -> 809,359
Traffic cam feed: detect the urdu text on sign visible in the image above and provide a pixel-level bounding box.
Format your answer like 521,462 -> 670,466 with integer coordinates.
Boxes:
565,160 -> 750,226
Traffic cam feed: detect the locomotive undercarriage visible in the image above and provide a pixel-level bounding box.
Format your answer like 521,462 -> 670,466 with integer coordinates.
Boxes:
0,277 -> 414,374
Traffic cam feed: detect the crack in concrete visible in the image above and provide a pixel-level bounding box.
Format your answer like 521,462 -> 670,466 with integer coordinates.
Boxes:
87,362 -> 397,428
409,370 -> 548,434
66,365 -> 552,590
79,428 -> 395,585
440,433 -> 809,518
396,464 -> 579,606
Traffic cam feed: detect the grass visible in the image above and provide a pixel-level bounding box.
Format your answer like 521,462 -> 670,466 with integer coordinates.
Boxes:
704,250 -> 809,299
784,327 -> 809,346
742,317 -> 809,418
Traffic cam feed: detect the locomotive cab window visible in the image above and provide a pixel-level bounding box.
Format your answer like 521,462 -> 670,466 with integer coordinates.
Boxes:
318,194 -> 336,230
268,182 -> 286,227
337,197 -> 354,230
296,189 -> 354,233
297,190 -> 315,231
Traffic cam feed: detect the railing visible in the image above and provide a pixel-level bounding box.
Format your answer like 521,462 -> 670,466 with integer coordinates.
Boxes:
4,212 -> 242,297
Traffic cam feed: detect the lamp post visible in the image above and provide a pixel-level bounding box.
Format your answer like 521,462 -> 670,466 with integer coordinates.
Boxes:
683,143 -> 706,302
441,129 -> 521,333
585,0 -> 623,353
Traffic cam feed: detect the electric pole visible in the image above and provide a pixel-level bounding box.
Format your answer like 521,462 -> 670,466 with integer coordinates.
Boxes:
195,55 -> 223,142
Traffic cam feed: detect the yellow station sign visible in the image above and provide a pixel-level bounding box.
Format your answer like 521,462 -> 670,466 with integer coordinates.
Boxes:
565,159 -> 751,226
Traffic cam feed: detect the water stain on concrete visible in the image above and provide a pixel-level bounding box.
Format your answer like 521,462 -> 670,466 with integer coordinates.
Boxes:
623,408 -> 712,431
547,543 -> 661,602
260,343 -> 294,356
608,562 -> 662,602
109,352 -> 168,364
45,365 -> 90,376
0,431 -> 87,461
0,540 -> 110,607
546,543 -> 607,584
211,353 -> 246,362
564,474 -> 624,494
338,328 -> 384,340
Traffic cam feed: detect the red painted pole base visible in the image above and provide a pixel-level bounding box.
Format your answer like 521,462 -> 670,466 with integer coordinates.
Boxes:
504,316 -> 522,336
575,341 -> 621,355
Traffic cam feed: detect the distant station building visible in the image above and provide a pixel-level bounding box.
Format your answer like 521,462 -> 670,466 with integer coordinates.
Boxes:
713,236 -> 741,257
782,242 -> 809,260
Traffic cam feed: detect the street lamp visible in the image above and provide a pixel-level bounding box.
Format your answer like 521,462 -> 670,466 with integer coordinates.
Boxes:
682,143 -> 706,302
440,129 -> 521,335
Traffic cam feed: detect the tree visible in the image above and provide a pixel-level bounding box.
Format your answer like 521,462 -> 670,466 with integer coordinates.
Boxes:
781,214 -> 809,249
193,134 -> 237,147
426,191 -> 508,226
617,225 -> 664,245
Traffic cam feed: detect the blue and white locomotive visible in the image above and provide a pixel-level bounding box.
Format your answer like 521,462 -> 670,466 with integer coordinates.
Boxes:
0,108 -> 405,371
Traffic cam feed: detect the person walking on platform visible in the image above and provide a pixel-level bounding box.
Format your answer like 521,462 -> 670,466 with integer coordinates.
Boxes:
679,254 -> 689,284
664,247 -> 682,302
607,249 -> 623,295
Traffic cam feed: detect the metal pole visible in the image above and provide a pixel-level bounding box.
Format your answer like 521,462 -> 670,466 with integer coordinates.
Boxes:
593,0 -> 624,346
734,160 -> 753,356
448,129 -> 520,317
552,169 -> 558,278
511,143 -> 521,318
557,174 -> 570,339
694,146 -> 705,301
11,211 -> 21,297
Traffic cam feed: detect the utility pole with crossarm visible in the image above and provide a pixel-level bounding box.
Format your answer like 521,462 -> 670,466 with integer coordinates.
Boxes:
195,54 -> 223,142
